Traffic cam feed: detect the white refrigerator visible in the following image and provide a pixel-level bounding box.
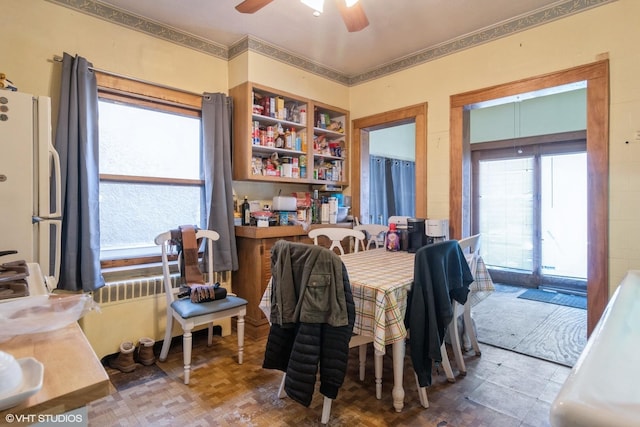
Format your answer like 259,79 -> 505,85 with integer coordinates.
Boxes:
0,90 -> 61,289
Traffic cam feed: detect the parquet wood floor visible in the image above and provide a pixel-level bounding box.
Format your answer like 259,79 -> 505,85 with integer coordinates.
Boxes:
88,329 -> 570,426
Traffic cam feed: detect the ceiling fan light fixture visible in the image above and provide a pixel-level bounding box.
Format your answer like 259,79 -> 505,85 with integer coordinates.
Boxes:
301,0 -> 324,14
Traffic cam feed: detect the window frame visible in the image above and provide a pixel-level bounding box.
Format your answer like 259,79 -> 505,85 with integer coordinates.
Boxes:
96,72 -> 203,270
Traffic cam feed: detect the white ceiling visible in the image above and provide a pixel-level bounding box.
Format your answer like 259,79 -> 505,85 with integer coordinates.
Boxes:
93,0 -> 579,77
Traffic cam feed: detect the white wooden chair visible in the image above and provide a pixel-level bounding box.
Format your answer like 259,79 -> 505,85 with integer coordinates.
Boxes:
308,228 -> 365,255
387,215 -> 411,226
307,229 -> 376,422
424,235 -> 482,387
155,228 -> 248,385
354,224 -> 389,251
454,234 -> 482,356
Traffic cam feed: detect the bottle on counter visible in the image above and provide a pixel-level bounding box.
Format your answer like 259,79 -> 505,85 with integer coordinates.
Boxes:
241,196 -> 251,226
311,190 -> 320,224
328,197 -> 338,224
320,197 -> 330,224
385,222 -> 400,251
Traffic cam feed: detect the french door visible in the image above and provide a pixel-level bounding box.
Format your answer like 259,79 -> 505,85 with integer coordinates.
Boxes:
471,137 -> 587,294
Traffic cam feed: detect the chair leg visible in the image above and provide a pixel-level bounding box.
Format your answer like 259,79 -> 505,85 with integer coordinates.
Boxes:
159,311 -> 174,362
463,300 -> 481,355
414,372 -> 429,408
358,344 -> 367,381
207,324 -> 213,346
321,396 -> 332,424
237,315 -> 245,365
182,329 -> 193,385
277,373 -> 287,399
440,343 -> 456,383
449,316 -> 467,375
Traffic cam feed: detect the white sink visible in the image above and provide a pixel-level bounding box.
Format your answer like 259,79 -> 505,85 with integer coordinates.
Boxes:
550,270 -> 640,427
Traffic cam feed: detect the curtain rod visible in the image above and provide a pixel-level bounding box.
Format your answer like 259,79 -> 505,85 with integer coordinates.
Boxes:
52,55 -> 204,98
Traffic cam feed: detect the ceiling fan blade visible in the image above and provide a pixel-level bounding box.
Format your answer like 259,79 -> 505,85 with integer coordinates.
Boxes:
235,0 -> 274,14
335,0 -> 369,32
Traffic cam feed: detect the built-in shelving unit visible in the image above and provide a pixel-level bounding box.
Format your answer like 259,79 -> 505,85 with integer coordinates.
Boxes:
230,82 -> 349,186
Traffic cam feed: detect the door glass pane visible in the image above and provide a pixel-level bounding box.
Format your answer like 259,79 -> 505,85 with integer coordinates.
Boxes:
479,157 -> 534,271
541,153 -> 587,279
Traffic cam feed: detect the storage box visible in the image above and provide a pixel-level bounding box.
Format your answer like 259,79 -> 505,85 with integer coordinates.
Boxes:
272,196 -> 297,212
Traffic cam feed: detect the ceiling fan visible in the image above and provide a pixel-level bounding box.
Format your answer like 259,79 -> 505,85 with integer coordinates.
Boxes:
235,0 -> 369,32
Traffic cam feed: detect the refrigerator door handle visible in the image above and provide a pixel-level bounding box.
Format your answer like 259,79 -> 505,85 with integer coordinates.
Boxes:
48,218 -> 62,290
33,218 -> 62,290
49,141 -> 62,219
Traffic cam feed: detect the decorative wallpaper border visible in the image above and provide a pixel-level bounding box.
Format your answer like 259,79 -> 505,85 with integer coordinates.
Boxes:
47,0 -> 616,86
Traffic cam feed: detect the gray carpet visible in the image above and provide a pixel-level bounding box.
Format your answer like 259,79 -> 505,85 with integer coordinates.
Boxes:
472,284 -> 587,367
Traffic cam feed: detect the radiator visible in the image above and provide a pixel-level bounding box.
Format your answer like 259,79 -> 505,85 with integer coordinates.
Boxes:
80,271 -> 232,360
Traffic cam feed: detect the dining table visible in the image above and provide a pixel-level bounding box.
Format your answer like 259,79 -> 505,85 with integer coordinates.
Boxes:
259,247 -> 494,412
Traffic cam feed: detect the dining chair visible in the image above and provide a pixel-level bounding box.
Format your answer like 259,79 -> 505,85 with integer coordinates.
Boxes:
307,228 -> 378,392
308,227 -> 365,255
265,240 -> 355,424
454,234 -> 482,356
387,215 -> 411,226
354,224 -> 389,251
155,228 -> 248,385
406,240 -> 474,408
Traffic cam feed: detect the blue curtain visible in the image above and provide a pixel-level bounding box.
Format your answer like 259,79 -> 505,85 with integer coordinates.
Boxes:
201,93 -> 238,271
55,53 -> 104,292
390,158 -> 415,216
369,155 -> 415,224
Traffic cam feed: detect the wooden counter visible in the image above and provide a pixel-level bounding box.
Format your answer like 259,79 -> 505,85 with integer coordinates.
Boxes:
233,223 -> 353,338
0,322 -> 111,420
234,223 -> 352,239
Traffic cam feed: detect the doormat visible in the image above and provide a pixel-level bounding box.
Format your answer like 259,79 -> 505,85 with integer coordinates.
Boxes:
517,288 -> 586,310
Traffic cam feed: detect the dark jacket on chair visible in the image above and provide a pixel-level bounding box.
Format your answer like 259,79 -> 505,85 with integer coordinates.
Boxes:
405,240 -> 474,387
263,240 -> 355,407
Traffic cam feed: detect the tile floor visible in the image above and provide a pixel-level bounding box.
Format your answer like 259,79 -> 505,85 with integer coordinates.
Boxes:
88,327 -> 571,426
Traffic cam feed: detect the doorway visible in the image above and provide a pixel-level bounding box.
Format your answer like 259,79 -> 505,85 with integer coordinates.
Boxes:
450,60 -> 609,335
472,137 -> 588,295
351,103 -> 428,222
367,123 -> 416,224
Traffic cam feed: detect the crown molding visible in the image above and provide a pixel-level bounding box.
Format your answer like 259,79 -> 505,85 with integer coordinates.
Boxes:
47,0 -> 616,87
47,0 -> 228,59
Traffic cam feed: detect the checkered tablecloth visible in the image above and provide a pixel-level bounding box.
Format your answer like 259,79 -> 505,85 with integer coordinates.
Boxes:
259,248 -> 494,355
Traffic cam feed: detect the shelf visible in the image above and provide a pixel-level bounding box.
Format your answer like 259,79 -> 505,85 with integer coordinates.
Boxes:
231,81 -> 349,186
313,127 -> 346,138
252,145 -> 306,156
253,114 -> 306,131
312,153 -> 345,161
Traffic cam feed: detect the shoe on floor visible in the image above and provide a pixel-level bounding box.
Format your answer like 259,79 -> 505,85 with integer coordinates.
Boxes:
137,337 -> 156,366
109,341 -> 137,373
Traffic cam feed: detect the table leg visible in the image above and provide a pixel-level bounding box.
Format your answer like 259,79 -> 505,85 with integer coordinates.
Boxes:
374,350 -> 383,399
391,340 -> 405,412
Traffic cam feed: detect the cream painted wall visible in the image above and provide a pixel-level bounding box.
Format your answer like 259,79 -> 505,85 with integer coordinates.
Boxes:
2,0 -> 228,121
4,0 -> 640,354
246,52 -> 349,109
348,0 -> 640,291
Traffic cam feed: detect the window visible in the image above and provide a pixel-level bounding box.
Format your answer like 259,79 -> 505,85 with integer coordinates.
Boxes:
96,73 -> 203,268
